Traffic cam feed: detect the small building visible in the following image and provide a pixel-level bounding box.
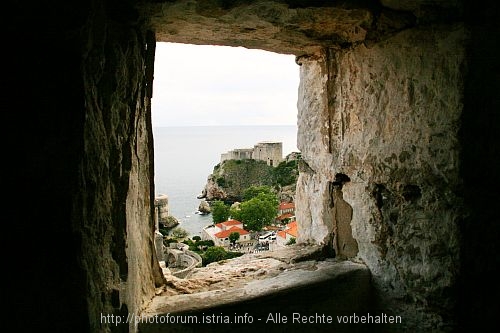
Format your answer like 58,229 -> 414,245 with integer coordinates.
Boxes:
276,212 -> 295,224
214,219 -> 244,233
204,219 -> 250,246
277,221 -> 298,247
278,202 -> 295,215
276,202 -> 296,224
154,194 -> 170,229
214,226 -> 250,246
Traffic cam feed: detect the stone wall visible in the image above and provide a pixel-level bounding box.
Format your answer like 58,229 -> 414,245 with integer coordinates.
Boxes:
171,250 -> 203,279
220,142 -> 283,166
154,194 -> 170,228
220,148 -> 254,163
76,2 -> 165,331
9,0 -> 165,332
253,141 -> 283,166
296,24 -> 466,329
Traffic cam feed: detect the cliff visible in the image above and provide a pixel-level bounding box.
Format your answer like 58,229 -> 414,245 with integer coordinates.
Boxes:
198,153 -> 301,204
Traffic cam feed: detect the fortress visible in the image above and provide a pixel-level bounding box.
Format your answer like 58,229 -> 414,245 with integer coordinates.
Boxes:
220,141 -> 283,167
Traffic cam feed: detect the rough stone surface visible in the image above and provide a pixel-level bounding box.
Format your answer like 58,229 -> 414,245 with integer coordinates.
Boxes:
140,246 -> 371,333
71,3 -> 165,332
141,0 -> 373,56
332,188 -> 359,259
296,24 -> 466,330
157,244 -> 325,295
198,199 -> 211,214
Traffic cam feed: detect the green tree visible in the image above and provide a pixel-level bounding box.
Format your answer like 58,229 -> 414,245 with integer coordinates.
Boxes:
202,246 -> 228,266
229,204 -> 242,222
211,200 -> 230,223
228,231 -> 240,245
286,237 -> 296,245
170,227 -> 188,240
197,240 -> 215,247
239,192 -> 279,231
243,185 -> 275,201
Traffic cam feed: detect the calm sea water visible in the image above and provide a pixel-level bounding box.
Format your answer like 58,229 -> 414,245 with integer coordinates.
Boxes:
153,126 -> 299,237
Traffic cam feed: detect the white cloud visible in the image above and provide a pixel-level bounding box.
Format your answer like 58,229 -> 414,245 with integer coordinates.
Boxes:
151,42 -> 300,126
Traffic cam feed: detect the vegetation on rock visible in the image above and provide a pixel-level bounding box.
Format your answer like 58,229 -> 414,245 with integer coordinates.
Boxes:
273,158 -> 300,187
177,237 -> 242,266
200,246 -> 243,266
159,215 -> 180,236
169,227 -> 189,240
204,153 -> 301,203
211,200 -> 231,223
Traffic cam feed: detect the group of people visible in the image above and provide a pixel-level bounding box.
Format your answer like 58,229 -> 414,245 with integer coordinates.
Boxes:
228,242 -> 255,253
227,239 -> 275,253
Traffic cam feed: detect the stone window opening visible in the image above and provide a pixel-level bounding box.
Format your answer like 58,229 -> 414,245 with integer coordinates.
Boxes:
109,2 -> 467,331
148,40 -> 310,286
10,1 -> 490,332
138,38 -> 371,333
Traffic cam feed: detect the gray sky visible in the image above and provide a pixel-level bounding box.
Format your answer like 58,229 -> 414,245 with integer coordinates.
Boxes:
151,42 -> 300,127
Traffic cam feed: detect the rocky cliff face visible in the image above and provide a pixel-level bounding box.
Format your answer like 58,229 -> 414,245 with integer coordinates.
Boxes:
199,154 -> 300,204
199,159 -> 275,202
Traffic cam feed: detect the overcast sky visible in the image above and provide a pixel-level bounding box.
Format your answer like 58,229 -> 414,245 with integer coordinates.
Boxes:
151,42 -> 300,127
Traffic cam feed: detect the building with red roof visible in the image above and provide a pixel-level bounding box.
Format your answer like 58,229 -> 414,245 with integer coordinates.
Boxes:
278,202 -> 295,215
277,202 -> 296,224
213,226 -> 250,246
277,221 -> 298,246
214,219 -> 244,233
203,219 -> 251,246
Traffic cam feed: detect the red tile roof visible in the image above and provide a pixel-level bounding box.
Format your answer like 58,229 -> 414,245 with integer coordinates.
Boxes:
277,221 -> 298,239
223,219 -> 243,226
277,230 -> 287,239
286,224 -> 298,238
214,219 -> 243,230
279,202 -> 295,210
277,213 -> 294,221
214,226 -> 249,239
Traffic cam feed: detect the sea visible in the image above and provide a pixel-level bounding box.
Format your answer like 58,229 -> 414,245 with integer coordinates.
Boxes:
153,125 -> 299,237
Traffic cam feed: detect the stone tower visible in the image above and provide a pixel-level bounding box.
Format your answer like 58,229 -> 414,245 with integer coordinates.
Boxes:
252,141 -> 283,167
